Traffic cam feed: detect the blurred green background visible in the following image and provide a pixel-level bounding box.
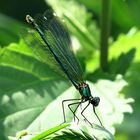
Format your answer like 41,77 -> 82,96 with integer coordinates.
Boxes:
0,0 -> 140,140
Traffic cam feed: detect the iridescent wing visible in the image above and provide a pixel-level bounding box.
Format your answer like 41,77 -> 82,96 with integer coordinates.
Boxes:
25,10 -> 84,88
21,28 -> 66,78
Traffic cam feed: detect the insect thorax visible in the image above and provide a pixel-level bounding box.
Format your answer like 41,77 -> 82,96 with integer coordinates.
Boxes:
78,83 -> 91,99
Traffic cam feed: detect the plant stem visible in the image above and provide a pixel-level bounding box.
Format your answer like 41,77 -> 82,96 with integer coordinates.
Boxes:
100,0 -> 112,71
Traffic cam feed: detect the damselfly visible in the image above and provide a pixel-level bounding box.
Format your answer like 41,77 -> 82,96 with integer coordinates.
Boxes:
25,10 -> 103,126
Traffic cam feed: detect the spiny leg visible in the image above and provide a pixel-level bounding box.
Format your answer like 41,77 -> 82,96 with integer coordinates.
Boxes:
72,100 -> 86,122
81,101 -> 93,127
62,99 -> 81,123
68,100 -> 83,123
93,106 -> 104,127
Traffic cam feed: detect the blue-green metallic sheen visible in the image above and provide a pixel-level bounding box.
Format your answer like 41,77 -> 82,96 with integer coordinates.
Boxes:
79,84 -> 91,97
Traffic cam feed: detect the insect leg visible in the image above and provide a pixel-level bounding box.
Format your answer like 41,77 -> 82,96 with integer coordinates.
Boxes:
93,106 -> 104,127
62,99 -> 81,123
68,101 -> 83,123
81,101 -> 93,127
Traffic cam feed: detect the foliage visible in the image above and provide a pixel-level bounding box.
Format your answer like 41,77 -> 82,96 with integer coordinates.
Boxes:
0,23 -> 132,140
0,14 -> 23,46
0,0 -> 140,140
8,123 -> 115,140
79,0 -> 140,35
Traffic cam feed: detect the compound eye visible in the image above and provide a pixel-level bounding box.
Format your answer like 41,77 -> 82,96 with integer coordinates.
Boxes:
91,97 -> 100,107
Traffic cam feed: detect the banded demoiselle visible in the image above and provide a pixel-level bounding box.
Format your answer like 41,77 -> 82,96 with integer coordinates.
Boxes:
25,10 -> 103,126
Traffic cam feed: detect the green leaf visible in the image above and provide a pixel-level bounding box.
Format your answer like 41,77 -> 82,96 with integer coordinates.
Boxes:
47,123 -> 114,140
109,28 -> 140,62
87,28 -> 140,74
81,78 -> 133,134
21,76 -> 132,136
0,13 -> 24,46
0,40 -> 133,139
0,40 -> 70,139
109,48 -> 136,75
8,123 -> 115,140
31,123 -> 70,140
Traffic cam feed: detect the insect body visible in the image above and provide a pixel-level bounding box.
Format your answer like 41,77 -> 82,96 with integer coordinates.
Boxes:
25,10 -> 102,126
